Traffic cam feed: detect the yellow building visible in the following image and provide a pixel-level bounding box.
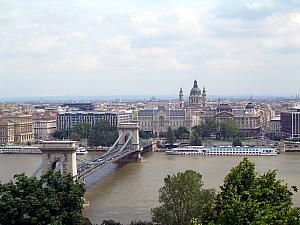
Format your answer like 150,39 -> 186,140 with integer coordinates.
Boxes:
1,113 -> 34,144
0,119 -> 15,144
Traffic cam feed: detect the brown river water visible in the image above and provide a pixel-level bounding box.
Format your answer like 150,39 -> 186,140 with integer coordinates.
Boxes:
0,152 -> 300,224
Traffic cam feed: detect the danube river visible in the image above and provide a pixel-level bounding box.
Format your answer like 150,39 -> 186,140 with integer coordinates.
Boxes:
1,152 -> 300,224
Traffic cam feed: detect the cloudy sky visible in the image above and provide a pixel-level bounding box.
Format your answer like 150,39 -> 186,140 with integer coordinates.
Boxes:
1,0 -> 300,98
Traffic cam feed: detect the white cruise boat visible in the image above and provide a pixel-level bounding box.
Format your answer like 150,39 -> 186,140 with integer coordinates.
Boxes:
76,147 -> 88,155
166,146 -> 278,156
0,145 -> 41,154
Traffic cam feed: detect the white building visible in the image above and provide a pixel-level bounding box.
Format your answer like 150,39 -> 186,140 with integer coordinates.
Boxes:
56,111 -> 132,130
34,119 -> 56,140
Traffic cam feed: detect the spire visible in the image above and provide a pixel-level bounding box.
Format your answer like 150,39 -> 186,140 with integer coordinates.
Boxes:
203,86 -> 206,93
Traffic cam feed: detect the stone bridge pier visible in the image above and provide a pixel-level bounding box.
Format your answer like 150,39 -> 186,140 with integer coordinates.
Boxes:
39,141 -> 78,178
117,123 -> 142,163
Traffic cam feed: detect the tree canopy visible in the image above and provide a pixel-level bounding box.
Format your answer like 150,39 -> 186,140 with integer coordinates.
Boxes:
151,170 -> 216,225
166,126 -> 176,144
219,120 -> 239,140
87,121 -> 119,147
0,171 -> 85,225
215,158 -> 300,225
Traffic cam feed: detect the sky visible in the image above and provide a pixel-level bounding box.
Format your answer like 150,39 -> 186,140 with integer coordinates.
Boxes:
1,0 -> 300,98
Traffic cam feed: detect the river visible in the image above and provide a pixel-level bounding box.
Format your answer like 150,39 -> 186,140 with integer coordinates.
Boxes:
0,152 -> 300,224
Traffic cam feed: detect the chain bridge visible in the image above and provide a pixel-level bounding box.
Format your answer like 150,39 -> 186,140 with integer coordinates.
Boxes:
32,123 -> 156,184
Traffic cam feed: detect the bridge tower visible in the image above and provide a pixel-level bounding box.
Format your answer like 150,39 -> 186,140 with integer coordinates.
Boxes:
118,123 -> 140,150
117,123 -> 142,162
39,141 -> 78,178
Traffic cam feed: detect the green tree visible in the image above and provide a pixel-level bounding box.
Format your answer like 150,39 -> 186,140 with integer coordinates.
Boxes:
232,137 -> 242,146
166,127 -> 176,145
130,221 -> 153,225
215,158 -> 300,225
101,220 -> 122,225
190,129 -> 202,146
151,170 -> 216,225
219,120 -> 239,140
193,119 -> 218,139
139,130 -> 155,139
73,122 -> 91,139
53,129 -> 69,140
0,171 -> 85,225
175,127 -> 190,139
88,121 -> 118,147
69,131 -> 81,141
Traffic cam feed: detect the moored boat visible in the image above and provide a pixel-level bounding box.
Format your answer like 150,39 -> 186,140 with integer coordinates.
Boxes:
166,146 -> 278,156
76,147 -> 88,155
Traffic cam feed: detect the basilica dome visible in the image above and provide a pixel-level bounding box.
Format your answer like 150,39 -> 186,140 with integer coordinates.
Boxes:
190,79 -> 201,96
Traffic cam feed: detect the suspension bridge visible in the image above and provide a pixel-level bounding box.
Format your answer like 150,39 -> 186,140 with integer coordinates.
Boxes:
32,123 -> 156,184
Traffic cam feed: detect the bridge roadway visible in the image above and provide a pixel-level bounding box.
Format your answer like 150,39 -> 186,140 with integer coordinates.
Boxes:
76,140 -> 153,181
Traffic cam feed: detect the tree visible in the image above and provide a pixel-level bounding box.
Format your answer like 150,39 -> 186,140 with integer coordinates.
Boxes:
151,170 -> 216,225
215,158 -> 300,225
0,171 -> 85,225
193,119 -> 218,139
175,127 -> 190,139
69,132 -> 81,141
166,127 -> 176,145
53,129 -> 69,140
219,120 -> 239,140
190,129 -> 202,146
88,121 -> 118,147
101,220 -> 122,225
139,130 -> 155,139
232,137 -> 242,146
73,122 -> 91,139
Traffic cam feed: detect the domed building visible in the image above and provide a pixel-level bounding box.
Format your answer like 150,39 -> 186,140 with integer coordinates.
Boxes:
188,79 -> 206,109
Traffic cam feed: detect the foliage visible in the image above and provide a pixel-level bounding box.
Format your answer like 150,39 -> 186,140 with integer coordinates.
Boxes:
219,120 -> 239,140
100,220 -> 153,225
151,170 -> 216,225
215,158 -> 300,225
88,121 -> 118,147
193,119 -> 218,138
166,127 -> 176,144
190,129 -> 202,146
0,170 -> 85,225
69,132 -> 81,141
130,221 -> 153,225
175,127 -> 190,139
53,129 -> 69,139
73,122 -> 91,139
139,130 -> 155,139
101,220 -> 122,225
232,137 -> 242,146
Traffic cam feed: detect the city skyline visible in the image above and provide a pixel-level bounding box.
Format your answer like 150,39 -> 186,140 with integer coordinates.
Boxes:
1,0 -> 300,98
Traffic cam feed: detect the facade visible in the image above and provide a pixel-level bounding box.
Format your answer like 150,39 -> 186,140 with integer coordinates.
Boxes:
267,116 -> 281,137
56,111 -> 132,130
1,114 -> 34,144
214,102 -> 262,137
34,119 -> 56,140
137,106 -> 201,135
0,119 -> 15,144
281,108 -> 300,139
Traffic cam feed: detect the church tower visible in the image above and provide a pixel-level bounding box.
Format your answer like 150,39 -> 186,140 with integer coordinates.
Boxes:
202,86 -> 207,108
189,79 -> 202,109
179,88 -> 184,108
